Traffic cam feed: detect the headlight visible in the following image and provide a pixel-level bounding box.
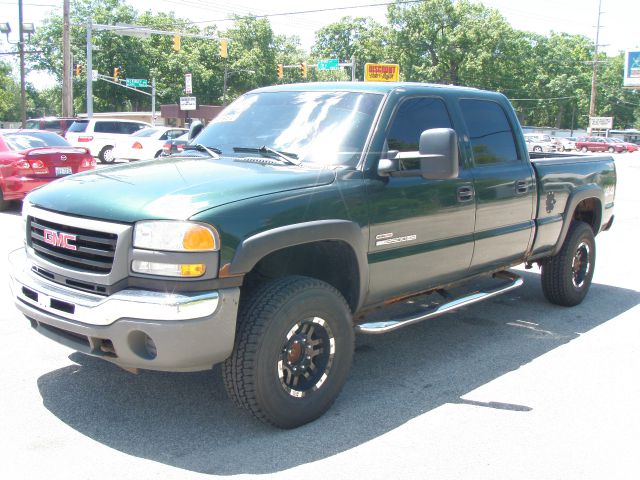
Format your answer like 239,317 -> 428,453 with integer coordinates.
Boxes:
133,221 -> 219,252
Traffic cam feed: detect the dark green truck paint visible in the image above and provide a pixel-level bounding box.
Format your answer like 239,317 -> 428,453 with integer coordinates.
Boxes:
11,82 -> 615,425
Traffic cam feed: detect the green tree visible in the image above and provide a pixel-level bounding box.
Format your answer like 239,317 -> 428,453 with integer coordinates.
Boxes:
0,62 -> 21,121
312,16 -> 388,81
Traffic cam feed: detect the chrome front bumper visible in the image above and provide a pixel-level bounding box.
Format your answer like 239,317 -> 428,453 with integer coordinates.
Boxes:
8,247 -> 240,372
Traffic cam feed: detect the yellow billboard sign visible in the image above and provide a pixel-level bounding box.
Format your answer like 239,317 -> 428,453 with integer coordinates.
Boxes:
364,63 -> 400,82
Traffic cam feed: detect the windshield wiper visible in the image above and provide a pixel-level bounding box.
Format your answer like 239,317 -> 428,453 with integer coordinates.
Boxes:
233,146 -> 300,166
183,144 -> 222,158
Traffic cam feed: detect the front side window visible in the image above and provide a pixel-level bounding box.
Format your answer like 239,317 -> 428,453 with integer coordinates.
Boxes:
194,91 -> 383,166
386,97 -> 453,153
459,99 -> 519,165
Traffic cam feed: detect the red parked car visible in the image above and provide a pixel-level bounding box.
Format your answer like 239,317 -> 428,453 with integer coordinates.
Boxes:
608,137 -> 639,153
0,130 -> 96,210
575,136 -> 625,153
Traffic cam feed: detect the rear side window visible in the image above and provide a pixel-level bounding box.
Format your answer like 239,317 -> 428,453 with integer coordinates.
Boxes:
67,121 -> 89,133
459,99 -> 519,165
94,121 -> 121,133
25,120 -> 39,129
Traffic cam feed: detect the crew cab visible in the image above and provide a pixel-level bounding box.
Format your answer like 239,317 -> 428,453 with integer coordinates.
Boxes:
8,83 -> 616,429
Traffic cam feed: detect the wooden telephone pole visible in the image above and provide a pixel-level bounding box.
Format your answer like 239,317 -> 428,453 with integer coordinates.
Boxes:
62,0 -> 73,117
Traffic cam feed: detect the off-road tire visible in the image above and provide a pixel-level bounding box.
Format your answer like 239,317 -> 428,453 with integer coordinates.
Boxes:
541,221 -> 596,306
222,275 -> 354,429
99,145 -> 115,163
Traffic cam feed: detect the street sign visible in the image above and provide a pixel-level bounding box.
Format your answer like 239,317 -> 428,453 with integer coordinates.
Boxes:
185,73 -> 192,94
125,78 -> 148,87
589,116 -> 613,129
624,50 -> 640,87
317,58 -> 339,71
91,70 -> 98,82
364,63 -> 400,82
180,96 -> 197,111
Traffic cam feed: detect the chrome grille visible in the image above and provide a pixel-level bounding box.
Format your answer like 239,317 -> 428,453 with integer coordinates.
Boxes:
28,216 -> 117,273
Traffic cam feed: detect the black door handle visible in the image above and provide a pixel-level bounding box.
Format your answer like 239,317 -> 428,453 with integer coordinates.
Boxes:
515,180 -> 528,194
457,185 -> 474,202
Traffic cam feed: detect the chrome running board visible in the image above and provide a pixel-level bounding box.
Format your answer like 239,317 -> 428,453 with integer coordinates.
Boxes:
355,271 -> 523,334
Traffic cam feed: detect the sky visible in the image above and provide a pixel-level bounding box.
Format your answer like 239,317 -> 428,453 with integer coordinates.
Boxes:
1,0 -> 639,89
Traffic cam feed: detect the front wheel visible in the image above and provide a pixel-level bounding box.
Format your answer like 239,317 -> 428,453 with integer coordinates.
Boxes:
581,146 -> 588,153
608,147 -> 615,153
223,275 -> 354,428
541,221 -> 596,306
533,146 -> 542,152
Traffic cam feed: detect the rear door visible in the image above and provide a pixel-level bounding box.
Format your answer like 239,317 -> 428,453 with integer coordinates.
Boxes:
366,95 -> 476,303
459,98 -> 536,272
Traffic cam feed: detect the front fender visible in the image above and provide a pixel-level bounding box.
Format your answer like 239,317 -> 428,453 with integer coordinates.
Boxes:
228,219 -> 369,311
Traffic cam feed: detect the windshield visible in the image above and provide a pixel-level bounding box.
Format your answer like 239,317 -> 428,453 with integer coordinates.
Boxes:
193,91 -> 383,166
132,128 -> 161,138
4,131 -> 71,150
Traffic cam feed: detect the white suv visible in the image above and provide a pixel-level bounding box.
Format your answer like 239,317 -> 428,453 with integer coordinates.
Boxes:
65,119 -> 151,163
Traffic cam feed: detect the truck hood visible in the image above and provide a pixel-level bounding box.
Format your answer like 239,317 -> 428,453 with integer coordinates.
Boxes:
26,156 -> 336,223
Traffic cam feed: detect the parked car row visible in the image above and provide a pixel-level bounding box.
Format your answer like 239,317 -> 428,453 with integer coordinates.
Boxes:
524,134 -> 639,154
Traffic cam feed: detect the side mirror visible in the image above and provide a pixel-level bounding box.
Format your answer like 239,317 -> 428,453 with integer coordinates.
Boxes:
418,128 -> 459,180
188,120 -> 204,141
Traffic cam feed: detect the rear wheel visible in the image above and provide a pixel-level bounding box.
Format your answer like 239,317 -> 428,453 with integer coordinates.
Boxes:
541,221 -> 596,307
99,145 -> 115,163
533,146 -> 542,152
581,146 -> 588,153
223,275 -> 354,429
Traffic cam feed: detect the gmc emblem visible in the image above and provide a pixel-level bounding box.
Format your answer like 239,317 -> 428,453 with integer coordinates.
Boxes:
43,229 -> 77,251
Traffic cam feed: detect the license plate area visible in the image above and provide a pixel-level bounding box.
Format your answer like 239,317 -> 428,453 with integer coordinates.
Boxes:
55,166 -> 72,176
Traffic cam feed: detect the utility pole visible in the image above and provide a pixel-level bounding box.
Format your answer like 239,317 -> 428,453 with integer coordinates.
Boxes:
18,0 -> 26,127
588,0 -> 603,132
151,77 -> 156,126
62,0 -> 72,116
86,12 -> 93,118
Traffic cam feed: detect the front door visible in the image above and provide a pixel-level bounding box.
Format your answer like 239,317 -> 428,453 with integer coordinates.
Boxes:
366,96 -> 476,304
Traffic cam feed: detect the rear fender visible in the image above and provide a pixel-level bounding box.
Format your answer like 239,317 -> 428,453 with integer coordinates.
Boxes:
551,184 -> 604,256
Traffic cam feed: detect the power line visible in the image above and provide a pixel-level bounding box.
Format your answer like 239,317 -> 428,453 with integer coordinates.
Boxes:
181,0 -> 425,25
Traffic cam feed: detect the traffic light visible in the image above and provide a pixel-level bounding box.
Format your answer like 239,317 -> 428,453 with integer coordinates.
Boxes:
173,34 -> 181,52
113,67 -> 120,81
277,63 -> 283,79
299,62 -> 307,78
219,39 -> 228,59
74,63 -> 82,78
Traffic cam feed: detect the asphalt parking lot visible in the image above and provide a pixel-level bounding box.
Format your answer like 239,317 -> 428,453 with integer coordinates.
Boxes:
0,152 -> 638,479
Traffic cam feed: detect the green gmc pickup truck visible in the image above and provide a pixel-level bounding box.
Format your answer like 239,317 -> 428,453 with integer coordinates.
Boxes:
9,82 -> 616,428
